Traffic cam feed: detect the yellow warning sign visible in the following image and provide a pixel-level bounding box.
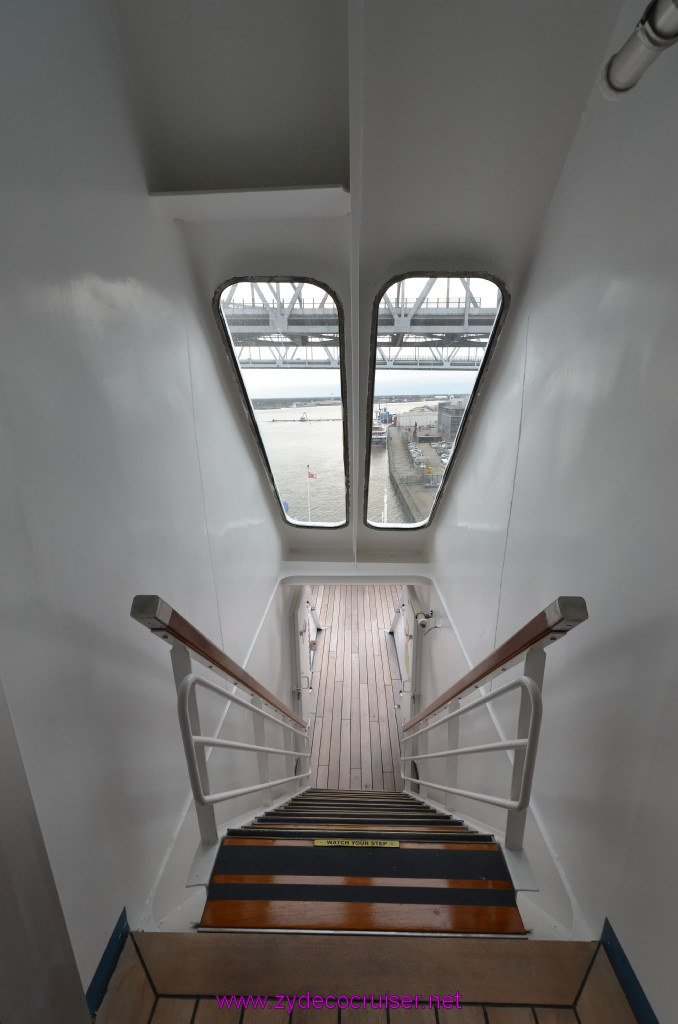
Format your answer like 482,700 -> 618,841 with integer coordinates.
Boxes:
314,839 -> 400,848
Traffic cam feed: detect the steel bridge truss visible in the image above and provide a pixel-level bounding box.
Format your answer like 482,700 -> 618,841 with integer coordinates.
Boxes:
220,278 -> 500,370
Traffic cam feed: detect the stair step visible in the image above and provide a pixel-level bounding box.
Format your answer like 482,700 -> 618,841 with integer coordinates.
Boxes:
260,815 -> 460,825
200,900 -> 524,933
296,790 -> 413,797
215,839 -> 509,876
228,828 -> 490,842
285,799 -> 445,808
289,799 -> 418,807
223,837 -> 499,850
295,795 -> 416,803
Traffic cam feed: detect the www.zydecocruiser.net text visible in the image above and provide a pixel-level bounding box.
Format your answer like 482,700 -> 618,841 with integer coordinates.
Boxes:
214,992 -> 463,1012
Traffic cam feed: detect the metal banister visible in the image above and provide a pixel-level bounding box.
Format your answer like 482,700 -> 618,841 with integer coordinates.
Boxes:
401,675 -> 542,814
403,595 -> 587,732
130,593 -> 306,727
178,673 -> 310,808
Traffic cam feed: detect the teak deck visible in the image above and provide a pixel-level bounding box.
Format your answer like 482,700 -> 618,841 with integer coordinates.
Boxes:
303,585 -> 402,792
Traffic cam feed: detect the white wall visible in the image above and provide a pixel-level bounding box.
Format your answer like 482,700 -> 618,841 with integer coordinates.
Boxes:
429,4 -> 678,1017
0,676 -> 91,1024
0,0 -> 283,993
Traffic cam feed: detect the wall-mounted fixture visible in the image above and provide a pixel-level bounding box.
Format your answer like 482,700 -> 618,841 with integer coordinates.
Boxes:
603,0 -> 678,95
409,587 -> 434,629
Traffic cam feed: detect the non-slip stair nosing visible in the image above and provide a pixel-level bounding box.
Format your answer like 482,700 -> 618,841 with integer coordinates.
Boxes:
196,927 -> 529,938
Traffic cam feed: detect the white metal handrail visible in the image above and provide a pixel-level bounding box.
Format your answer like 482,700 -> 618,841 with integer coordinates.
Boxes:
178,672 -> 311,809
401,675 -> 542,815
181,670 -> 308,738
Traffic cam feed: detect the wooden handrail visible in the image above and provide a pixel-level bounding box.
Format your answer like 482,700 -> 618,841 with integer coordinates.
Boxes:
130,595 -> 306,728
403,596 -> 588,732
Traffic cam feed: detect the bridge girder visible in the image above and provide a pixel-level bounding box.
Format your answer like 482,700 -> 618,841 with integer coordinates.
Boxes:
222,277 -> 499,369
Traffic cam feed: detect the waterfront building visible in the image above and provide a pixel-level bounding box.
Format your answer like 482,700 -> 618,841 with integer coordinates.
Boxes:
438,397 -> 470,441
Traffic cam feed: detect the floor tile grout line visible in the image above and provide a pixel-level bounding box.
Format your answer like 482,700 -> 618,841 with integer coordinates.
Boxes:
130,932 -> 159,998
572,938 -> 602,1007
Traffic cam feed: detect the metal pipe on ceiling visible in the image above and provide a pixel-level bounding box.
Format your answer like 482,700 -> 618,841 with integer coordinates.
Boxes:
603,0 -> 678,95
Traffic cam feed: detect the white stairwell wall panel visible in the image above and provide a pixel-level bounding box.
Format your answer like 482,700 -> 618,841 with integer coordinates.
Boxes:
0,0 -> 283,994
0,676 -> 91,1024
430,2 -> 678,1017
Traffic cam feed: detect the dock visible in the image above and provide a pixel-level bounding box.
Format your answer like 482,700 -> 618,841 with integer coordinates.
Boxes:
387,428 -> 444,523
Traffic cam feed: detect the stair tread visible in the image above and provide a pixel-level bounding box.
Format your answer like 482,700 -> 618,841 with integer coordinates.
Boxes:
200,900 -> 525,934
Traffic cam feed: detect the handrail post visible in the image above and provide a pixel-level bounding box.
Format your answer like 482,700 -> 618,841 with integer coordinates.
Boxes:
505,647 -> 546,851
170,645 -> 218,846
285,711 -> 305,792
414,715 -> 427,799
446,697 -> 460,811
250,696 -> 272,804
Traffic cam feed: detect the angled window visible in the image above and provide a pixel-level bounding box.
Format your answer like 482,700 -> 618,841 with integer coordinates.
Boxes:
365,274 -> 506,528
215,278 -> 348,527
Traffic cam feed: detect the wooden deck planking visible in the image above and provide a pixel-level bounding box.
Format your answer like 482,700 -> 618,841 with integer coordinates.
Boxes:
304,585 -> 401,792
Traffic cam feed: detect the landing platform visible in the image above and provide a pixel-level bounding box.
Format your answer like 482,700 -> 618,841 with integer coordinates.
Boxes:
304,585 -> 402,791
94,931 -> 639,1024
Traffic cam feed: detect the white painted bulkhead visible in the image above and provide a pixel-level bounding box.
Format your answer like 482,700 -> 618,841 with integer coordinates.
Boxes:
1,1 -> 678,1022
0,0 -> 286,1003
428,3 -> 678,1017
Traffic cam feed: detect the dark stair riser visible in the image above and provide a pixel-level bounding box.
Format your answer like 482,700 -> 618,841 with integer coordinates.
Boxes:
213,843 -> 511,881
206,883 -> 517,907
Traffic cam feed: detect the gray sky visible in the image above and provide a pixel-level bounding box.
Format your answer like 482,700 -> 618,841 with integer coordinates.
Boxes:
242,368 -> 475,399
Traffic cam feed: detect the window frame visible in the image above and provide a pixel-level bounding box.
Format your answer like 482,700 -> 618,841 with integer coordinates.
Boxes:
212,275 -> 350,529
363,271 -> 510,530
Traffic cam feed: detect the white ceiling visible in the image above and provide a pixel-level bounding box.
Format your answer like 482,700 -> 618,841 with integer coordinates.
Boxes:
358,0 -> 625,286
108,0 -> 350,192
109,0 -> 623,286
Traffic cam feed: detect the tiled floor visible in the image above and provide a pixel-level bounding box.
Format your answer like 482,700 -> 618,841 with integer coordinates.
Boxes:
303,585 -> 403,791
95,933 -> 640,1024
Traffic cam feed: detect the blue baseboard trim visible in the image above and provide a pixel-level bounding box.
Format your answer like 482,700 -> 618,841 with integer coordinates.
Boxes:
601,918 -> 659,1024
85,907 -> 129,1016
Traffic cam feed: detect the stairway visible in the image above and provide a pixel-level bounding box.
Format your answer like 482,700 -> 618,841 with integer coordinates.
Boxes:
200,789 -> 525,934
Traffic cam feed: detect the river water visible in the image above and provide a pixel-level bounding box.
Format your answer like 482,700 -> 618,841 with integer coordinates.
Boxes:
255,403 -> 422,525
